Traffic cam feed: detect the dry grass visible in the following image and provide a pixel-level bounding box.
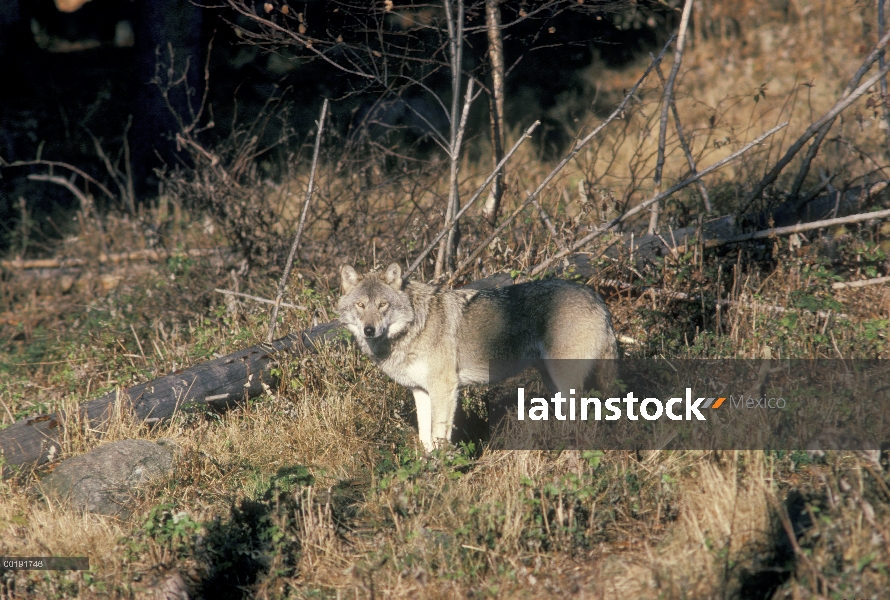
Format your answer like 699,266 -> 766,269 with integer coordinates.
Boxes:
2,2 -> 890,598
561,0 -> 888,217
2,211 -> 889,597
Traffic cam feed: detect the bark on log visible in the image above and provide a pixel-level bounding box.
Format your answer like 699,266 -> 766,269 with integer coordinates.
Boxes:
0,273 -> 514,477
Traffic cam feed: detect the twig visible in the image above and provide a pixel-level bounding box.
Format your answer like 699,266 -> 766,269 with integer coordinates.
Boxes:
404,121 -> 540,277
123,115 -> 135,216
741,62 -> 890,214
793,173 -> 834,211
267,98 -> 328,343
831,275 -> 890,289
881,0 -> 890,156
89,125 -> 135,215
656,232 -> 679,259
444,78 -> 477,276
225,0 -> 375,81
130,323 -> 148,364
648,0 -> 693,234
529,122 -> 789,277
790,28 -> 890,198
653,61 -> 711,213
216,289 -> 308,310
448,36 -> 676,285
27,174 -> 109,256
0,396 -> 15,425
531,196 -> 567,252
661,208 -> 890,255
3,159 -> 117,203
27,174 -> 90,214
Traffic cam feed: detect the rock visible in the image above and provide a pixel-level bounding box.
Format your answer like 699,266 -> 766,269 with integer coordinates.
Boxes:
40,439 -> 177,517
58,274 -> 76,294
99,274 -> 121,293
73,272 -> 93,294
139,568 -> 191,600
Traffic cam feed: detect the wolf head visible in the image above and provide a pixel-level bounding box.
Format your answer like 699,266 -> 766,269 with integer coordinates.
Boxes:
337,263 -> 415,342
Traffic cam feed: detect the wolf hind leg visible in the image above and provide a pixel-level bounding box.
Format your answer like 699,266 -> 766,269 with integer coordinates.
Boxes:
413,389 -> 433,452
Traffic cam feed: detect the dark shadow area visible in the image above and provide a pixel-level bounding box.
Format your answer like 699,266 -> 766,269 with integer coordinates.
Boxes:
452,388 -> 492,451
196,497 -> 283,599
0,0 -> 673,253
193,463 -> 363,599
194,466 -> 311,598
736,490 -> 813,599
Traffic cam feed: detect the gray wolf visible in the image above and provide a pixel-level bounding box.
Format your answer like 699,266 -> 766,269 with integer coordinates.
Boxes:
337,263 -> 618,452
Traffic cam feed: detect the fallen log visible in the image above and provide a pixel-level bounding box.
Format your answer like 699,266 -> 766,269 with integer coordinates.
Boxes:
612,183 -> 889,264
593,277 -> 851,320
695,207 -> 890,250
0,248 -> 228,271
0,273 -> 513,477
831,275 -> 890,290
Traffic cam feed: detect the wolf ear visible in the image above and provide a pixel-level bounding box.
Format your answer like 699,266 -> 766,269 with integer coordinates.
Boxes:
341,265 -> 362,294
383,263 -> 403,289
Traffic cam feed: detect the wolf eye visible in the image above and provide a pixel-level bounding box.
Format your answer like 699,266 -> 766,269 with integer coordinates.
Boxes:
378,302 -> 388,309
356,302 -> 365,309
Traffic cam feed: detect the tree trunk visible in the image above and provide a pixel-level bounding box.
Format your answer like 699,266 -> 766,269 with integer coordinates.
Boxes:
648,0 -> 694,235
482,0 -> 506,226
435,0 -> 465,278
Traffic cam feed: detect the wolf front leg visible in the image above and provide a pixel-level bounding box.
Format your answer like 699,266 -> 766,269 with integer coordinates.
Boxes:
429,384 -> 459,450
412,389 -> 433,452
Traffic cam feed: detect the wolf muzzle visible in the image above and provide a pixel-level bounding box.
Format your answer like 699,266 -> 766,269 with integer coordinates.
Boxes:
363,326 -> 376,338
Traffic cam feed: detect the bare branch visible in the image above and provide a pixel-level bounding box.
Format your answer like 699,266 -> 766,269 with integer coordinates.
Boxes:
789,28 -> 890,198
27,174 -> 91,213
226,0 -> 375,80
695,207 -> 890,249
529,122 -> 789,277
122,116 -> 135,214
4,159 -> 117,203
741,61 -> 890,214
880,0 -> 890,155
436,0 -> 468,278
653,61 -> 711,213
648,0 -> 693,234
405,120 -> 540,277
267,98 -> 329,343
531,197 -> 568,252
449,36 -> 676,283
